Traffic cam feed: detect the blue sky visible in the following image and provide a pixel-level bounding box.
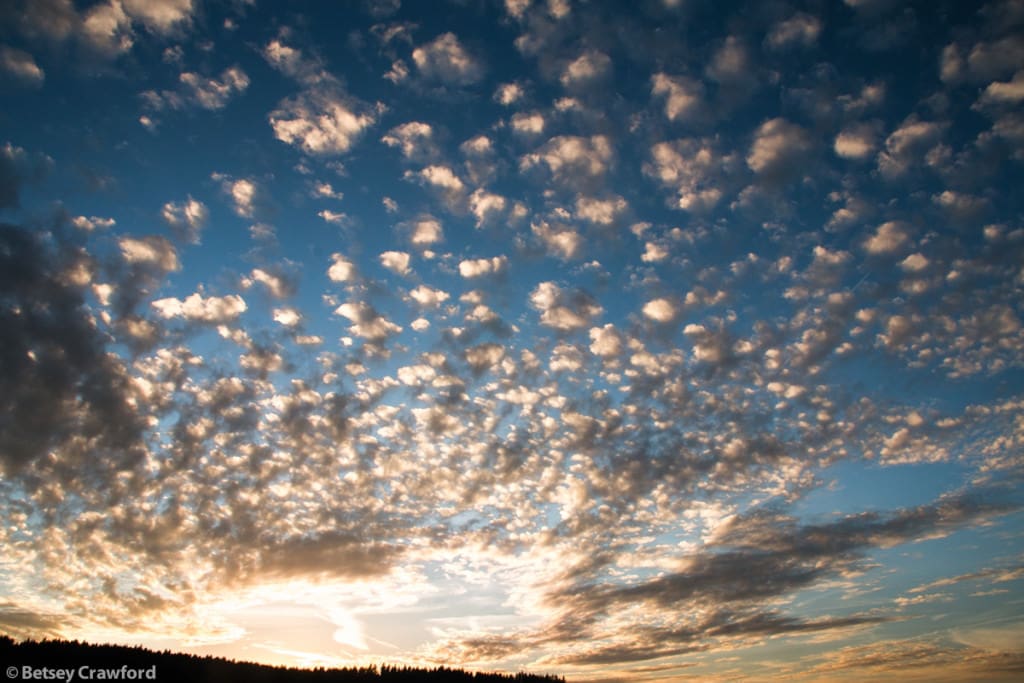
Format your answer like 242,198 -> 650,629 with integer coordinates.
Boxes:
1,0 -> 1024,680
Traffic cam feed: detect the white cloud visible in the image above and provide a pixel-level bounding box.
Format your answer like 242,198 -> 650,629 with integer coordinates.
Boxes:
511,112 -> 545,135
381,121 -> 434,159
328,253 -> 357,282
409,285 -> 449,308
179,67 -> 249,110
228,179 -> 257,217
81,0 -> 134,56
458,256 -> 508,278
746,117 -> 814,176
900,253 -> 929,272
864,221 -> 910,254
118,236 -> 179,271
532,221 -> 582,260
588,324 -> 623,357
380,250 -> 411,276
469,189 -> 507,227
270,90 -> 376,156
494,82 -> 524,105
410,217 -> 444,246
334,302 -> 402,340
273,307 -> 301,327
414,165 -> 465,193
560,50 -> 611,88
977,70 -> 1024,107
646,139 -> 728,212
651,73 -> 704,122
0,47 -> 44,85
876,118 -> 945,177
575,195 -> 627,224
246,268 -> 291,298
152,293 -> 246,323
642,297 -> 677,322
412,33 -> 483,85
530,281 -> 603,330
522,135 -> 613,179
384,59 -> 409,84
834,124 -> 877,160
162,196 -> 207,243
121,0 -> 194,35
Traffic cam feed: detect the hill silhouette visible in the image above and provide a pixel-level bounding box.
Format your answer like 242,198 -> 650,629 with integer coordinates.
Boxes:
0,636 -> 565,683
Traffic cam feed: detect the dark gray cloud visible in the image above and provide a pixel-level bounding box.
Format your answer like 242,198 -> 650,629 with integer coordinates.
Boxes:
0,224 -> 144,473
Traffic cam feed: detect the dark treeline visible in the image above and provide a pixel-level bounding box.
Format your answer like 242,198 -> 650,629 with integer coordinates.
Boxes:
0,637 -> 565,683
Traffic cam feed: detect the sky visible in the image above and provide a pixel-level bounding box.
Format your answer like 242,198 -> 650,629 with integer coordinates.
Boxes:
1,0 -> 1023,680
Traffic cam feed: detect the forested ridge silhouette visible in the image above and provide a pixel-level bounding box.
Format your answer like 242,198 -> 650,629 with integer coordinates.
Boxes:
0,636 -> 566,682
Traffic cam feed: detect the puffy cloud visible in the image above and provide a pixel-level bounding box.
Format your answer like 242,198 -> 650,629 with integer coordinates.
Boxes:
560,50 -> 611,88
575,195 -> 627,224
588,324 -> 623,357
642,297 -> 677,323
468,188 -> 507,227
327,253 -> 357,282
145,67 -> 249,111
765,12 -> 822,50
118,236 -> 179,272
151,292 -> 247,323
80,0 -> 134,56
532,220 -> 582,259
530,281 -> 603,330
270,90 -> 376,156
458,255 -> 508,278
976,70 -> 1024,107
863,221 -> 910,254
0,46 -> 44,85
494,82 -> 524,105
412,165 -> 465,194
511,111 -> 545,135
521,135 -> 613,180
161,196 -> 207,244
412,32 -> 483,85
834,123 -> 878,160
379,250 -> 411,276
334,301 -> 402,341
245,268 -> 293,299
121,0 -> 193,35
226,178 -> 257,217
646,138 -> 730,212
651,73 -> 705,122
410,217 -> 443,246
876,117 -> 945,177
381,121 -> 434,160
746,118 -> 814,179
409,285 -> 449,307
273,307 -> 301,327
464,342 -> 505,372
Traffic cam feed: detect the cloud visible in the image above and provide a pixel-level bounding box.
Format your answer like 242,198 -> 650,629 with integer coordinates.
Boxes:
876,117 -> 945,177
161,196 -> 207,244
642,297 -> 677,323
646,138 -> 731,212
746,117 -> 814,181
412,32 -> 484,85
0,225 -> 146,473
379,250 -> 411,275
834,123 -> 878,160
863,221 -> 910,254
765,13 -> 822,50
152,292 -> 247,323
270,89 -> 376,156
651,73 -> 705,122
575,195 -> 627,225
532,220 -> 582,259
118,235 -> 180,271
334,301 -> 402,341
409,284 -> 449,308
409,217 -> 444,246
0,142 -> 51,209
381,121 -> 435,160
494,82 -> 524,105
560,50 -> 611,88
0,46 -> 44,85
530,281 -> 603,330
458,255 -> 507,278
521,135 -> 613,182
327,253 -> 357,282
